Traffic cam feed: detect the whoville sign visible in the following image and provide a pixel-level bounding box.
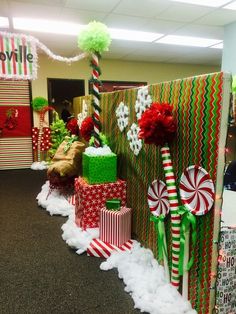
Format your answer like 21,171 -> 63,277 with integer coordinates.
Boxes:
0,32 -> 37,80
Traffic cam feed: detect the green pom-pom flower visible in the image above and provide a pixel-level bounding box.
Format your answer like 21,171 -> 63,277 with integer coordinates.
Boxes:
78,21 -> 111,54
32,97 -> 48,112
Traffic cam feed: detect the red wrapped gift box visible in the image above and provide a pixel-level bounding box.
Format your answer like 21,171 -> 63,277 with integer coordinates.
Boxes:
87,239 -> 133,258
75,177 -> 126,229
100,207 -> 132,247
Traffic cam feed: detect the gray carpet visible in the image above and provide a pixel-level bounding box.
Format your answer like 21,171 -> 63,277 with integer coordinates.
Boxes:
0,169 -> 141,314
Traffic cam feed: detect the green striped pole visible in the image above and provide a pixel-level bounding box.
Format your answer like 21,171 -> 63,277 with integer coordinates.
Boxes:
161,145 -> 181,289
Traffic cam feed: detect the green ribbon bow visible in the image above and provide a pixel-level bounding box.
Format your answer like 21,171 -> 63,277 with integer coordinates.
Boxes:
150,214 -> 168,263
63,136 -> 79,153
178,205 -> 197,276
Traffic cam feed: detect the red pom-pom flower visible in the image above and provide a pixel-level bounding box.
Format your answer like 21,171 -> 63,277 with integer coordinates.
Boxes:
66,117 -> 79,135
138,102 -> 177,146
80,116 -> 94,142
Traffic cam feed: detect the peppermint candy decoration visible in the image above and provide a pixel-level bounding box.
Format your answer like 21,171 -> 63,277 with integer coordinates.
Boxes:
147,180 -> 170,217
179,165 -> 215,216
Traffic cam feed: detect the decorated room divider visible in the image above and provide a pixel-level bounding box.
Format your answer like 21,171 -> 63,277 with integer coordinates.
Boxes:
0,79 -> 33,169
74,72 -> 231,314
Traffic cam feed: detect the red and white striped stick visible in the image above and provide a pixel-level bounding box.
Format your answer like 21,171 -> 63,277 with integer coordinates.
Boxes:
160,145 -> 181,288
91,53 -> 101,147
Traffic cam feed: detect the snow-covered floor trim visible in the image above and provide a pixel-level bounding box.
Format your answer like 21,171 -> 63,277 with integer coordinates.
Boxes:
31,161 -> 48,170
61,213 -> 99,254
101,242 -> 197,314
36,181 -> 73,217
36,182 -> 197,314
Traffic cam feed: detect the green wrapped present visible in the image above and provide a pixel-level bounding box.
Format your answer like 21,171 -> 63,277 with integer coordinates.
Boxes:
82,153 -> 117,184
106,199 -> 121,211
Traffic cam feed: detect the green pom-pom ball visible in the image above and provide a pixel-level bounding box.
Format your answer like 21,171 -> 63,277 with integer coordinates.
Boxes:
32,97 -> 48,111
78,21 -> 111,54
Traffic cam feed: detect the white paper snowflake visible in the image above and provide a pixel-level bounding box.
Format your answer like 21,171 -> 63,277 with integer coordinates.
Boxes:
115,101 -> 129,132
77,100 -> 88,128
127,123 -> 142,156
135,86 -> 152,120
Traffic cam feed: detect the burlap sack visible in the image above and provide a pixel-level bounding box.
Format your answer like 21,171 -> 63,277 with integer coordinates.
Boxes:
47,140 -> 85,177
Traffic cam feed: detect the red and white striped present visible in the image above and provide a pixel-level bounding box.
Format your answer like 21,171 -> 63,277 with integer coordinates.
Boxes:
100,206 -> 132,247
87,238 -> 133,258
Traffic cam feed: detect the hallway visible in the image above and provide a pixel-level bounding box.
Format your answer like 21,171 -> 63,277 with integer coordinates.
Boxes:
0,169 -> 139,314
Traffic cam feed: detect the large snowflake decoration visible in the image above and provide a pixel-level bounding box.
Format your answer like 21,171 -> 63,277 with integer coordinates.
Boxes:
77,100 -> 88,128
115,101 -> 129,132
135,86 -> 152,120
127,123 -> 142,156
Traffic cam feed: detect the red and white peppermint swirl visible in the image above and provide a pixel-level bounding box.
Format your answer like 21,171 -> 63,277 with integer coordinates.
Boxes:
147,180 -> 170,217
179,165 -> 215,216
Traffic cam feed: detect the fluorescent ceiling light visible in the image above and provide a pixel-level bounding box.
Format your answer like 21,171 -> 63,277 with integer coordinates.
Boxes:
109,28 -> 163,42
13,18 -> 83,35
170,0 -> 232,7
156,35 -> 222,47
223,1 -> 236,10
0,17 -> 9,28
210,42 -> 223,49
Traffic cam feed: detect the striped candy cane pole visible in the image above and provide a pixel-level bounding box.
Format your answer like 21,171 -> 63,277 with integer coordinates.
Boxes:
91,52 -> 102,147
160,145 -> 181,289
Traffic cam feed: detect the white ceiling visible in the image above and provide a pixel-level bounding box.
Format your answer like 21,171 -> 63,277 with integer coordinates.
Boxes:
1,0 -> 236,66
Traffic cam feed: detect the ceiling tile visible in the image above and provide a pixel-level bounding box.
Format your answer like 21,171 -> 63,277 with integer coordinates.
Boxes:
171,23 -> 224,39
60,8 -> 106,24
157,3 -> 214,22
9,1 -> 62,19
141,19 -> 184,34
65,0 -> 120,12
103,13 -> 149,30
113,0 -> 171,18
196,9 -> 236,26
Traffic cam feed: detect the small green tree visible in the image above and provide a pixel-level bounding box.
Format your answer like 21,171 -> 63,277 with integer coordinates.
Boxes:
48,113 -> 69,158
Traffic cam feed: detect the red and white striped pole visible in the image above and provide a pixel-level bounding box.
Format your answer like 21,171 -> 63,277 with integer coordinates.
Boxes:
91,52 -> 102,147
160,145 -> 181,289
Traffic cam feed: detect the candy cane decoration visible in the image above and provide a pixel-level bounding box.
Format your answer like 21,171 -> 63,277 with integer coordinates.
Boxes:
160,146 -> 181,288
91,52 -> 102,147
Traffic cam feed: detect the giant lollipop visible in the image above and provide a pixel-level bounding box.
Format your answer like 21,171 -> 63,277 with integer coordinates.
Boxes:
139,102 -> 181,288
78,21 -> 111,148
148,179 -> 170,282
179,165 -> 215,299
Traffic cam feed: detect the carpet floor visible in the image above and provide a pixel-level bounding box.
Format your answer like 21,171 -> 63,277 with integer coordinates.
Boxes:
0,169 -> 140,314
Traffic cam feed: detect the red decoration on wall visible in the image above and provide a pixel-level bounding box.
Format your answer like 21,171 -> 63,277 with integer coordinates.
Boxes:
0,106 -> 31,137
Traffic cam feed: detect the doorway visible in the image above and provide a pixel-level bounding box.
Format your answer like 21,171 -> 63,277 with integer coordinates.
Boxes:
47,78 -> 85,121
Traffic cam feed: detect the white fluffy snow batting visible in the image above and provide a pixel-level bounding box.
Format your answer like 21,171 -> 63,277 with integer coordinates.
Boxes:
31,161 -> 48,170
100,242 -> 197,314
37,181 -> 74,216
61,213 -> 99,254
